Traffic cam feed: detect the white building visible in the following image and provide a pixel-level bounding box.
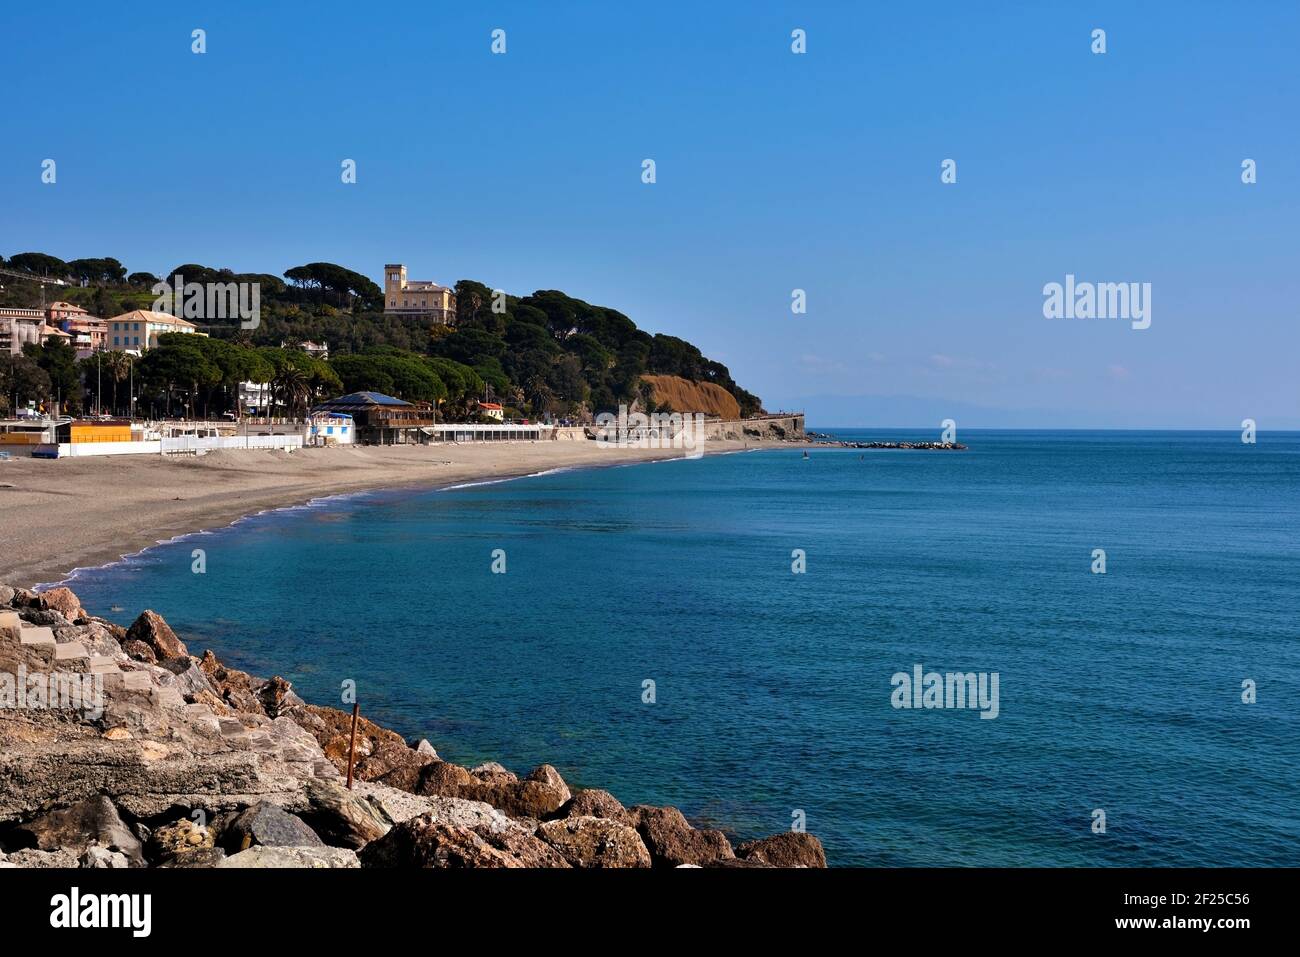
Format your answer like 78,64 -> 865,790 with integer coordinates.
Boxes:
0,309 -> 46,355
306,411 -> 355,446
283,339 -> 329,359
238,381 -> 270,414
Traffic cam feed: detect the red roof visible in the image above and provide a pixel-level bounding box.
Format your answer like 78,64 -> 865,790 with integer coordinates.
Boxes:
479,402 -> 503,410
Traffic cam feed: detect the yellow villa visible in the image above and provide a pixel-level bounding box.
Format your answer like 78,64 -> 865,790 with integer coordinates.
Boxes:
107,310 -> 206,353
383,264 -> 455,322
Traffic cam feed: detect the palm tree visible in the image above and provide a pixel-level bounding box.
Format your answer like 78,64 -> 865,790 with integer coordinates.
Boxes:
525,375 -> 553,417
272,365 -> 310,421
104,351 -> 131,417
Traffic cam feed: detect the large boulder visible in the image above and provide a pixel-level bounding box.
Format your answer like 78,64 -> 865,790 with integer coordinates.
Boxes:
121,640 -> 159,665
13,796 -> 144,866
0,710 -> 338,823
457,764 -> 572,819
354,781 -> 517,833
257,676 -> 304,718
557,788 -> 630,823
735,832 -> 827,868
414,760 -> 475,796
411,761 -> 571,819
359,814 -> 569,868
299,780 -> 390,849
217,846 -> 359,868
125,610 -> 188,662
220,802 -> 324,853
628,805 -> 734,868
536,816 -> 651,868
469,761 -> 518,786
39,587 -> 84,622
357,741 -> 435,791
197,650 -> 263,715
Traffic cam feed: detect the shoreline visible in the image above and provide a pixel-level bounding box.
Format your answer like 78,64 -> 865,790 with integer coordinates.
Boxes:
1,438 -> 796,589
0,435 -> 828,869
0,579 -> 827,868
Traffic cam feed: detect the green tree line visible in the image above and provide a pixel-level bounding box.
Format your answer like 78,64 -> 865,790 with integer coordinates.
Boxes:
2,252 -> 764,419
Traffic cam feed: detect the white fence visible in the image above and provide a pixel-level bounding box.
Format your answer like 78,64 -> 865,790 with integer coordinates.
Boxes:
33,434 -> 303,458
161,433 -> 302,455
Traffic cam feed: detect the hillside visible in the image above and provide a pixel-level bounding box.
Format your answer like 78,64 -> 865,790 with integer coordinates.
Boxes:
0,253 -> 764,420
641,374 -> 741,419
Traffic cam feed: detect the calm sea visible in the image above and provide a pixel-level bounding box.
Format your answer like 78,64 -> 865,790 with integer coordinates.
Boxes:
62,430 -> 1300,866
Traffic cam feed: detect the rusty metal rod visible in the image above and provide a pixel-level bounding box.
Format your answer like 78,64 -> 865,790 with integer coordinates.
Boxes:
345,702 -> 360,790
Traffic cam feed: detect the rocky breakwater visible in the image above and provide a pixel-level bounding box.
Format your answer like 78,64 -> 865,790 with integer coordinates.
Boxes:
816,438 -> 967,450
0,583 -> 826,869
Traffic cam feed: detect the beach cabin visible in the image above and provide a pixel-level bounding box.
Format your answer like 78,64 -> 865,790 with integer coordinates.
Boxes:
0,418 -> 59,450
306,411 -> 355,446
55,420 -> 134,444
310,392 -> 435,445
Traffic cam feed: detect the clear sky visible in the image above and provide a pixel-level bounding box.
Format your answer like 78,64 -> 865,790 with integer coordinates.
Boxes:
2,1 -> 1296,427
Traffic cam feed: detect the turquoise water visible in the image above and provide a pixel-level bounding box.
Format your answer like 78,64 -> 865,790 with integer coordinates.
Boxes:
62,430 -> 1300,866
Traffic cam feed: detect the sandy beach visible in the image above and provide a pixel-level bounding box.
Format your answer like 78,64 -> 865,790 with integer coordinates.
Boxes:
0,439 -> 766,588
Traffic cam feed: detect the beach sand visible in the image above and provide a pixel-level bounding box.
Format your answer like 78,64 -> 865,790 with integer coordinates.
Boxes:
0,439 -> 762,588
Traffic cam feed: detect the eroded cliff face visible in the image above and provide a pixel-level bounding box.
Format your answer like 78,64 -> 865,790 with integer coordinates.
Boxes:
0,584 -> 826,870
639,375 -> 742,420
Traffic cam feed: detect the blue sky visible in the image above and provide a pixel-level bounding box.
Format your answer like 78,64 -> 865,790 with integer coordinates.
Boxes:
2,1 -> 1296,427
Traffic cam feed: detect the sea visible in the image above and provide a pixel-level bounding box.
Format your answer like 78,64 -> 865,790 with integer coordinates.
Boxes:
60,430 -> 1300,866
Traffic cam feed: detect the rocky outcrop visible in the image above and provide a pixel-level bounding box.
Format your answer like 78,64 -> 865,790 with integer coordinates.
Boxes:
299,780 -> 390,849
535,816 -> 651,868
39,587 -> 84,622
12,796 -> 144,867
353,781 -> 517,833
218,846 -> 359,868
221,802 -> 325,853
735,832 -> 827,868
415,760 -> 572,819
359,814 -> 570,868
628,805 -> 735,868
0,583 -> 827,869
197,649 -> 264,714
125,610 -> 189,662
557,788 -> 630,823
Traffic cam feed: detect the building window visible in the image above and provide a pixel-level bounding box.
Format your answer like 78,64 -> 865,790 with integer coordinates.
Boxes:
133,337 -> 139,345
113,336 -> 120,346
133,322 -> 140,330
